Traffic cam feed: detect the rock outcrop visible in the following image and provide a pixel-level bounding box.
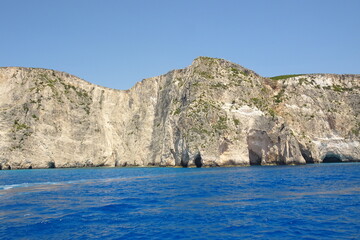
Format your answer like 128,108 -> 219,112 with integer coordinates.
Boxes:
0,57 -> 359,169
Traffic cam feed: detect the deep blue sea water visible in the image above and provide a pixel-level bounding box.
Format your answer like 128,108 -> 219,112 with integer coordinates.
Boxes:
0,163 -> 359,240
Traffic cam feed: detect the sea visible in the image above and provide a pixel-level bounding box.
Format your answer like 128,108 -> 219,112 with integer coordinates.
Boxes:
0,163 -> 359,240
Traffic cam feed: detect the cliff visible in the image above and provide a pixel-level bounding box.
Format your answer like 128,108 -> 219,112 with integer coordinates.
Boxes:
0,57 -> 359,169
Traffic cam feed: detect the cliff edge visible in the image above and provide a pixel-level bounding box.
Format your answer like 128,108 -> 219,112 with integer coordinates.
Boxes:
0,57 -> 359,169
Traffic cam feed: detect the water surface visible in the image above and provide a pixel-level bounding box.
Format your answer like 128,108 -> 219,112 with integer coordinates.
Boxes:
0,164 -> 359,239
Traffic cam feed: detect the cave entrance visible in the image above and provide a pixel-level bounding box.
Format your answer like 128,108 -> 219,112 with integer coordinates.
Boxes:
180,150 -> 189,168
249,149 -> 262,165
322,153 -> 342,163
194,153 -> 203,168
48,161 -> 56,168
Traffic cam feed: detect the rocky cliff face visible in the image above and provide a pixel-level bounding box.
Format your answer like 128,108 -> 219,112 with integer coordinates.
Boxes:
0,57 -> 359,169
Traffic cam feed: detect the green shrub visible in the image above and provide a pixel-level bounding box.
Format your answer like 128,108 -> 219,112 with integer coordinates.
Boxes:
173,108 -> 181,115
332,85 -> 343,92
13,120 -> 29,131
268,108 -> 276,118
233,118 -> 240,126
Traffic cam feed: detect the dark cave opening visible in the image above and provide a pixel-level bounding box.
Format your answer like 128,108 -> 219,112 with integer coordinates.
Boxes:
194,153 -> 203,168
48,161 -> 56,168
322,153 -> 342,163
180,150 -> 189,168
249,149 -> 262,165
180,161 -> 188,168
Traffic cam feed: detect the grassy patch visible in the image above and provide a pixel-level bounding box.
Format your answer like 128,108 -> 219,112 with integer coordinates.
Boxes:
233,118 -> 240,126
298,78 -> 307,85
195,56 -> 221,62
192,82 -> 201,87
273,89 -> 285,104
331,85 -> 354,92
13,120 -> 30,131
230,67 -> 240,75
190,127 -> 211,135
210,82 -> 227,89
270,74 -> 304,81
332,85 -> 343,92
352,129 -> 359,136
268,108 -> 276,118
240,70 -> 250,76
213,116 -> 228,131
250,98 -> 261,105
198,71 -> 214,79
173,107 -> 181,115
323,85 -> 354,92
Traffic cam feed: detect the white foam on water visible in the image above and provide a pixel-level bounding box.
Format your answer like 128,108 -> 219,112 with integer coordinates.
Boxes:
0,177 -> 131,192
0,183 -> 30,190
0,181 -> 65,192
0,174 -> 184,193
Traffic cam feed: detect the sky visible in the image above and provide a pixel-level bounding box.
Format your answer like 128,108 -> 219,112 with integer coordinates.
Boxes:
1,0 -> 359,90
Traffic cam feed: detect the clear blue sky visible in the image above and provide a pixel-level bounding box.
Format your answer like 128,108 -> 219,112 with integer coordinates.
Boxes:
1,0 -> 359,90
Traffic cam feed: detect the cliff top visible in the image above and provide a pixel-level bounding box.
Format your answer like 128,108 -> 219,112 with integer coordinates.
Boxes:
1,57 -> 359,92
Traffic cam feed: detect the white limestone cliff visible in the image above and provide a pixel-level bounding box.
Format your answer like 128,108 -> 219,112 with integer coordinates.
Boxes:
0,57 -> 359,169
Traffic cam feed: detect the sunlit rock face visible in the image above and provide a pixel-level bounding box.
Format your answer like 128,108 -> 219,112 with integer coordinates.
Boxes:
0,57 -> 359,169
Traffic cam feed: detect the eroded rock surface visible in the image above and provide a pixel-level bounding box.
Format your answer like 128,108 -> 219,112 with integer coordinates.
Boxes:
0,57 -> 359,169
